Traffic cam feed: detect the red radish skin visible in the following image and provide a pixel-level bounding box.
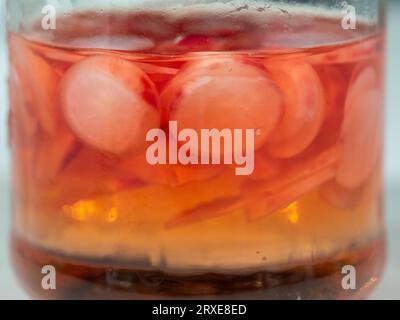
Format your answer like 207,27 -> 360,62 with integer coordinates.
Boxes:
264,61 -> 326,158
161,57 -> 283,155
60,55 -> 161,155
336,65 -> 383,189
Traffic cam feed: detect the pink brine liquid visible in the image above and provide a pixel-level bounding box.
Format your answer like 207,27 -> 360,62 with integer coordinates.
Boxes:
8,8 -> 385,299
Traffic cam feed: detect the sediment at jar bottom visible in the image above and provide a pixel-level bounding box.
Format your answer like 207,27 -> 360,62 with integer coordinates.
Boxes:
12,234 -> 386,300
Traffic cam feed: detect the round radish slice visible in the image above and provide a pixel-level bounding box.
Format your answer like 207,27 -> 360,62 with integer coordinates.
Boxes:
60,55 -> 161,155
336,66 -> 383,189
264,61 -> 325,158
161,57 -> 283,156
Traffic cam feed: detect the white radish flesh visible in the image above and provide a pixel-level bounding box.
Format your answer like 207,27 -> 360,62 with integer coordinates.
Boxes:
161,57 -> 283,155
60,55 -> 161,155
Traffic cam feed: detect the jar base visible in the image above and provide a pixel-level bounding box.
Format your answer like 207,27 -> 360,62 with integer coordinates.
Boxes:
11,234 -> 385,300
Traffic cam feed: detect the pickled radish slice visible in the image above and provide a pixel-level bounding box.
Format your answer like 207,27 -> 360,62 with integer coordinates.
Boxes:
172,164 -> 224,186
166,147 -> 339,227
64,172 -> 242,225
165,196 -> 241,229
264,61 -> 325,158
54,147 -> 129,203
8,69 -> 38,142
134,62 -> 179,76
35,128 -> 78,181
166,164 -> 335,227
60,55 -> 161,155
249,153 -> 282,181
134,62 -> 179,91
316,66 -> 348,124
309,37 -> 380,65
161,57 -> 283,154
247,164 -> 336,221
256,146 -> 340,194
9,37 -> 60,135
121,153 -> 223,186
336,66 -> 383,189
312,66 -> 349,148
320,180 -> 362,209
120,153 -> 174,185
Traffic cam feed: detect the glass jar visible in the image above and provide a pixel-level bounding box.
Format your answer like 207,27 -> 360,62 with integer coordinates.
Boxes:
7,0 -> 386,299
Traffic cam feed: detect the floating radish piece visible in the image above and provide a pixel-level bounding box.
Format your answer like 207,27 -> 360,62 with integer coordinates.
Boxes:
243,146 -> 339,199
316,66 -> 348,124
35,127 -> 78,182
60,55 -> 161,155
336,65 -> 383,189
133,62 -> 180,91
121,152 -> 224,186
165,196 -> 241,229
64,171 -> 242,225
133,62 -> 179,76
9,36 -> 60,135
312,66 -> 349,148
248,153 -> 282,181
161,57 -> 283,155
166,146 -> 339,228
320,180 -> 362,210
120,153 -> 174,185
171,164 -> 224,186
308,37 -> 381,65
33,45 -> 85,66
53,147 -> 131,203
264,61 -> 325,158
8,68 -> 38,143
166,162 -> 335,228
246,164 -> 336,221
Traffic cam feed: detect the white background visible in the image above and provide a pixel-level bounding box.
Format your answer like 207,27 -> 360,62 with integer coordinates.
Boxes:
0,1 -> 398,299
